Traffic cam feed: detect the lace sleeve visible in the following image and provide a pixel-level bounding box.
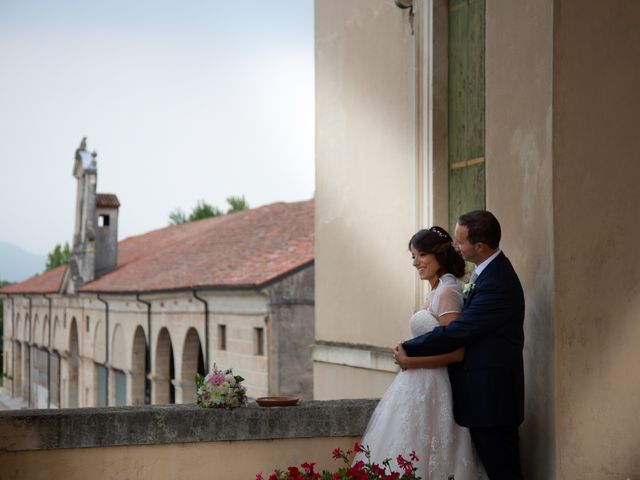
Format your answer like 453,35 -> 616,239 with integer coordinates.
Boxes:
433,284 -> 463,317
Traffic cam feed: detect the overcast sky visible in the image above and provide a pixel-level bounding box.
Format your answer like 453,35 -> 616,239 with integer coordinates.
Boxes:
0,0 -> 315,256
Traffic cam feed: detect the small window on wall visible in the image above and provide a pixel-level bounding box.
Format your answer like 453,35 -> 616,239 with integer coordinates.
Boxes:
98,215 -> 110,227
218,324 -> 226,350
86,316 -> 90,332
254,327 -> 264,356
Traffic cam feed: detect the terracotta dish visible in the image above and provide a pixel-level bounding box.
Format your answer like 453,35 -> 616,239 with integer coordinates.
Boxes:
255,396 -> 300,407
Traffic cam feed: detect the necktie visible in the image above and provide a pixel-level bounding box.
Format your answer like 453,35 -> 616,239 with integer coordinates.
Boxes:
469,271 -> 478,283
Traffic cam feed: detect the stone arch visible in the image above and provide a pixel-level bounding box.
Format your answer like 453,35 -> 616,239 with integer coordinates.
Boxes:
111,324 -> 127,406
154,327 -> 175,404
131,326 -> 149,405
50,350 -> 61,407
68,317 -> 79,408
50,316 -> 62,407
181,328 -> 205,403
24,314 -> 30,343
110,324 -> 126,370
93,320 -> 106,364
33,314 -> 40,346
15,313 -> 21,341
42,315 -> 50,347
52,316 -> 61,351
92,320 -> 108,407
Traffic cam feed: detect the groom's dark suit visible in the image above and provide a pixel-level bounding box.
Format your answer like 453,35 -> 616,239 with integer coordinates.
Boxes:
402,252 -> 525,479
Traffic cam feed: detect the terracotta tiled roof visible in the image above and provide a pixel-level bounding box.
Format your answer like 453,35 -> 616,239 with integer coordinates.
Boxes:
96,193 -> 120,208
0,200 -> 314,296
0,264 -> 66,294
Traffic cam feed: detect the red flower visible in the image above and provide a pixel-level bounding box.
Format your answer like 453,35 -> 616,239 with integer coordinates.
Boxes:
256,445 -> 422,480
302,462 -> 316,472
287,466 -> 303,479
346,465 -> 368,480
396,454 -> 408,467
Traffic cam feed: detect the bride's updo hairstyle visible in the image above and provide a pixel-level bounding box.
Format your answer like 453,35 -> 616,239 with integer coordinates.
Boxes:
409,226 -> 465,278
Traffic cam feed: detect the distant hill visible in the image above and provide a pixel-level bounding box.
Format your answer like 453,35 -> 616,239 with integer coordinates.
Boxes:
0,241 -> 46,283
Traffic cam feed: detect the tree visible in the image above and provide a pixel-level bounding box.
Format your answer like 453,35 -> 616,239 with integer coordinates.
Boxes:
226,195 -> 249,214
168,207 -> 187,225
46,242 -> 71,271
187,200 -> 223,222
168,195 -> 249,225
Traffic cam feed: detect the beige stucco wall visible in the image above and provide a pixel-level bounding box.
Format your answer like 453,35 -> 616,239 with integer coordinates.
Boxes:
553,1 -> 640,478
485,0 -> 556,478
0,436 -> 360,480
314,362 -> 395,400
314,0 -> 419,398
313,0 -> 639,476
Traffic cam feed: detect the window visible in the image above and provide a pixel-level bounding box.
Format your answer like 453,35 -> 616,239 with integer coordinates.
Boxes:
98,214 -> 110,227
254,327 -> 264,356
448,0 -> 486,231
217,325 -> 226,350
86,316 -> 90,332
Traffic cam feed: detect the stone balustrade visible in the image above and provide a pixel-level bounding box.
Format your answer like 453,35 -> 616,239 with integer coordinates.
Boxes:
0,399 -> 378,480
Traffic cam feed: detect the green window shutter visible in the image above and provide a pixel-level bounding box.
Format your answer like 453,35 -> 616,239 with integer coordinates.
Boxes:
448,0 -> 486,233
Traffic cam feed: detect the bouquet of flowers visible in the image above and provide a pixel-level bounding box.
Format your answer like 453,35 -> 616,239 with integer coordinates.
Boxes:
256,443 -> 425,480
195,364 -> 247,409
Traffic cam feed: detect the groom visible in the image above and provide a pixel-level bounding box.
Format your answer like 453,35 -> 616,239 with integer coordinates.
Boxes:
398,210 -> 525,479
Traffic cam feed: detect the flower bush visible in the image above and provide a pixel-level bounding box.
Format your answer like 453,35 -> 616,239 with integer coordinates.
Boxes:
195,364 -> 247,409
256,443 -> 427,480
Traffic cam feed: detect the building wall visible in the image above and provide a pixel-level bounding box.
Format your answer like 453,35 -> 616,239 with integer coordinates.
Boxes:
314,0 -> 418,399
2,269 -> 314,408
552,1 -> 640,478
265,266 -> 315,399
197,290 -> 271,399
313,0 -> 639,477
484,0 -> 555,478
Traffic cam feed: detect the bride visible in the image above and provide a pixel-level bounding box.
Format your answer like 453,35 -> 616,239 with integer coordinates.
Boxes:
354,226 -> 487,480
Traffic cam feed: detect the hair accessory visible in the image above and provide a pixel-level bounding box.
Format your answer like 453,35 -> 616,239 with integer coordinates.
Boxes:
429,226 -> 450,240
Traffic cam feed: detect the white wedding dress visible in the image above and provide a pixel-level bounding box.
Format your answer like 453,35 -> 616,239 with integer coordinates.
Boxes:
354,274 -> 487,480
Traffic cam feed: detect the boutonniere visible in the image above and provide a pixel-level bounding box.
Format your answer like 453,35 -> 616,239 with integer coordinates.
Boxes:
462,282 -> 476,298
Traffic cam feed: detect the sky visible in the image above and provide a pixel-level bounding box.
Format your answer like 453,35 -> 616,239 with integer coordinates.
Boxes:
0,0 -> 315,256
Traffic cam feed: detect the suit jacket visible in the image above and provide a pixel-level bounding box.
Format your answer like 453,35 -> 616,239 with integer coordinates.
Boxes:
402,252 -> 525,428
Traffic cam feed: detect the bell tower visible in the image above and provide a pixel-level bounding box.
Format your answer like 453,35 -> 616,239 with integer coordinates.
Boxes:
68,137 -> 98,290
64,137 -> 120,292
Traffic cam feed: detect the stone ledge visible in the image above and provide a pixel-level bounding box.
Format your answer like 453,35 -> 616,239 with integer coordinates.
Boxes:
0,399 -> 379,452
313,340 -> 398,372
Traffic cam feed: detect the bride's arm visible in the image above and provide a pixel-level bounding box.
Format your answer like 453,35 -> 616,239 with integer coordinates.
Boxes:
394,311 -> 464,369
394,344 -> 464,369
